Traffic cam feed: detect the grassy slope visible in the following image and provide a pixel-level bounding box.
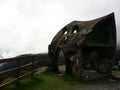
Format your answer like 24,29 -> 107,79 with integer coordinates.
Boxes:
4,68 -> 86,90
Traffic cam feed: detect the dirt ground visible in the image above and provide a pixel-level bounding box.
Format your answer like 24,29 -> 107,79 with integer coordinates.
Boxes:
74,79 -> 120,90
37,66 -> 120,90
59,66 -> 120,90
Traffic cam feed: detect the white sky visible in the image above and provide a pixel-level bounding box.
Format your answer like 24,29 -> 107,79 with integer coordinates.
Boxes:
0,0 -> 120,58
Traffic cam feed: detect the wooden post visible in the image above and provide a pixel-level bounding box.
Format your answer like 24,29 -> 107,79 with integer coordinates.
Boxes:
15,59 -> 20,87
31,59 -> 35,79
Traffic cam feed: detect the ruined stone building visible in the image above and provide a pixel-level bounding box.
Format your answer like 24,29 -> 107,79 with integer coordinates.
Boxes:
48,13 -> 116,78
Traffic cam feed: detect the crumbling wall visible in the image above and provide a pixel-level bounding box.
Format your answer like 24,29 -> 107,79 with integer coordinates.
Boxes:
48,13 -> 116,79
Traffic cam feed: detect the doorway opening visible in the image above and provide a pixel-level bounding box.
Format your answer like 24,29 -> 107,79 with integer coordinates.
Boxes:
57,50 -> 66,74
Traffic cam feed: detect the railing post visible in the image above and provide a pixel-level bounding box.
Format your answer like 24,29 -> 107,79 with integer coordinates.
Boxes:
31,59 -> 34,79
15,59 -> 20,87
31,60 -> 34,79
31,58 -> 37,79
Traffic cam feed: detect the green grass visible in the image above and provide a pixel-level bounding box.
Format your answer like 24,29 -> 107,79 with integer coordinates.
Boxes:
112,65 -> 119,71
2,77 -> 14,84
3,68 -> 86,90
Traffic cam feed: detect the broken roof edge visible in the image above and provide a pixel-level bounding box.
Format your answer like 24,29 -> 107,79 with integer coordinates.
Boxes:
63,12 -> 115,29
50,12 -> 116,46
92,12 -> 115,28
69,12 -> 115,24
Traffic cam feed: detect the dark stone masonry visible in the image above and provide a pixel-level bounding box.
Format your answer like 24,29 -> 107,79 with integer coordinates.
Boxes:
48,13 -> 116,79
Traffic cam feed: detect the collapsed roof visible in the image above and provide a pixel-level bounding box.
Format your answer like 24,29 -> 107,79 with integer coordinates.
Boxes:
50,13 -> 116,51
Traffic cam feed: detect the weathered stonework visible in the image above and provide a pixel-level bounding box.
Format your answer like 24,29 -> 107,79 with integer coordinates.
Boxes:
48,13 -> 116,79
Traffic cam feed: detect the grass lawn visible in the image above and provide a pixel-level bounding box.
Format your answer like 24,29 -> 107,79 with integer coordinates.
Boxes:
3,68 -> 86,90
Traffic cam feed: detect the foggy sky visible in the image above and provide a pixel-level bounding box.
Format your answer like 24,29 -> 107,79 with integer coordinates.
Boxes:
0,0 -> 120,58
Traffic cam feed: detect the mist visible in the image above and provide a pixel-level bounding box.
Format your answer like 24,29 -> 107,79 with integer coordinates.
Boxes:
0,0 -> 120,58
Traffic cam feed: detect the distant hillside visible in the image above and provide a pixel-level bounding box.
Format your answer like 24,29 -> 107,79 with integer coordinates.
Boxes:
0,53 -> 48,82
0,53 -> 48,71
